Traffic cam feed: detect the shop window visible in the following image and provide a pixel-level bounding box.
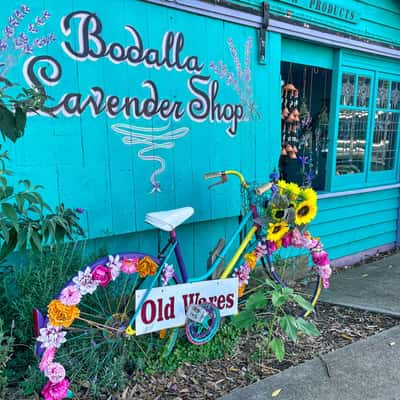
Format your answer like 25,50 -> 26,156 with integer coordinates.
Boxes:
280,62 -> 332,191
371,80 -> 400,172
334,70 -> 400,186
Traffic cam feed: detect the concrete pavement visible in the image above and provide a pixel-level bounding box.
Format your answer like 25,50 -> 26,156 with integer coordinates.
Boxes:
219,252 -> 400,400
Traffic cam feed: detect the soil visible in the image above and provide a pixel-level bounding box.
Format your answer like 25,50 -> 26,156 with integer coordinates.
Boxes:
120,303 -> 399,400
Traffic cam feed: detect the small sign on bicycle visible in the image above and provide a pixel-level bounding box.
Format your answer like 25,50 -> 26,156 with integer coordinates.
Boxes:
135,278 -> 239,335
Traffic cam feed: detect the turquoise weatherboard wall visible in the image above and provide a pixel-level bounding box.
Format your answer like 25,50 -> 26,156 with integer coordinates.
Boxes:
1,0 -> 399,272
1,1 -> 280,274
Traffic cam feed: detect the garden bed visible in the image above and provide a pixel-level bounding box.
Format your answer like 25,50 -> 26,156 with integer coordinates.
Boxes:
119,303 -> 399,400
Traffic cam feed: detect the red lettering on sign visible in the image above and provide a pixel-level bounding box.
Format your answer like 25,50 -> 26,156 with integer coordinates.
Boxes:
141,300 -> 156,324
226,293 -> 234,308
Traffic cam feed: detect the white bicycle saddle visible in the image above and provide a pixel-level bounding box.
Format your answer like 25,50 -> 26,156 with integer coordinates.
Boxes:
145,207 -> 194,231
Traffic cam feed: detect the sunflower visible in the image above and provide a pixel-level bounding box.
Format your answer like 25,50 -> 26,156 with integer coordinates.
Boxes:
300,188 -> 318,203
277,180 -> 288,194
267,221 -> 289,242
285,182 -> 301,201
295,200 -> 317,225
271,207 -> 286,221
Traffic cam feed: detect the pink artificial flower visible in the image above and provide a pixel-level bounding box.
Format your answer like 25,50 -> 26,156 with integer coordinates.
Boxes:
233,263 -> 251,286
41,378 -> 69,400
59,285 -> 81,306
281,232 -> 292,248
255,241 -> 268,258
121,257 -> 138,274
267,240 -> 277,253
318,265 -> 332,289
161,264 -> 175,286
312,250 -> 330,266
39,347 -> 56,371
92,265 -> 112,287
106,254 -> 122,280
72,267 -> 99,295
291,228 -> 305,248
37,324 -> 67,349
45,362 -> 66,384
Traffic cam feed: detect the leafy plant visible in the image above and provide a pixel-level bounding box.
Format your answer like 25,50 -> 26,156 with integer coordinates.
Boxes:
232,278 -> 320,362
0,148 -> 84,264
0,77 -> 52,142
0,318 -> 14,396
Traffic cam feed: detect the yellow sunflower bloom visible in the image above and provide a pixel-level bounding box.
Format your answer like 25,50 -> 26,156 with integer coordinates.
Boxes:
277,180 -> 288,194
267,221 -> 289,242
286,182 -> 301,201
271,207 -> 286,221
300,188 -> 318,203
295,200 -> 317,225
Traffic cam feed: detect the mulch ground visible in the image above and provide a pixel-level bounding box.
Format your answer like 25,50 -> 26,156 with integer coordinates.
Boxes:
120,303 -> 399,400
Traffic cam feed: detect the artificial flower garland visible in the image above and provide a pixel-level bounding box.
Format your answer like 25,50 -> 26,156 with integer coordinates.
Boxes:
36,253 -> 161,400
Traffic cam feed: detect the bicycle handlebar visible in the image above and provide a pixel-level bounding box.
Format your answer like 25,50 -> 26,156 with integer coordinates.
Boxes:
254,182 -> 272,196
204,170 -> 272,195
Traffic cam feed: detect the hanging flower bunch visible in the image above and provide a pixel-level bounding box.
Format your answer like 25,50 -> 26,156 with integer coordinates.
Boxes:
35,253 -> 159,400
234,179 -> 331,297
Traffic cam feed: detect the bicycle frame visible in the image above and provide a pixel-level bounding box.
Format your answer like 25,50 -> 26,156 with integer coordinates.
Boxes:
125,171 -> 263,335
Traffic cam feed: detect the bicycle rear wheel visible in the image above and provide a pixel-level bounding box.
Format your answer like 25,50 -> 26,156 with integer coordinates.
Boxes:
34,252 -> 173,397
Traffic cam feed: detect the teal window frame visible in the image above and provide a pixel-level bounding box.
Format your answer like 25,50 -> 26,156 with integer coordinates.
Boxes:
327,51 -> 400,192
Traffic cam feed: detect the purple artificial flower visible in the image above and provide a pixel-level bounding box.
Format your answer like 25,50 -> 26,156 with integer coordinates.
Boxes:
298,156 -> 309,167
43,10 -> 51,19
8,16 -> 19,28
0,40 -> 7,52
269,170 -> 279,181
304,171 -> 316,186
271,184 -> 279,194
4,26 -> 14,38
72,267 -> 99,295
21,5 -> 30,14
28,23 -> 37,33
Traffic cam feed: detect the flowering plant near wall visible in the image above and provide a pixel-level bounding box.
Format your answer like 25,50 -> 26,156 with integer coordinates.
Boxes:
0,5 -> 55,142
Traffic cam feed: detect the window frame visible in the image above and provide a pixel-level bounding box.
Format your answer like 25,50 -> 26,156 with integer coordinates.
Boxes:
328,60 -> 400,192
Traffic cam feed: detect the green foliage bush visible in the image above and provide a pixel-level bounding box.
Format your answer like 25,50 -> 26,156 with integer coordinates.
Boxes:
0,318 -> 14,396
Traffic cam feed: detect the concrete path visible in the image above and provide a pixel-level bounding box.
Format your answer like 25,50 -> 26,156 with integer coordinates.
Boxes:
317,253 -> 400,317
220,325 -> 400,400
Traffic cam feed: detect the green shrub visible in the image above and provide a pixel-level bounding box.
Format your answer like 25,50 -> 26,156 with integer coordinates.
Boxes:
0,318 -> 14,396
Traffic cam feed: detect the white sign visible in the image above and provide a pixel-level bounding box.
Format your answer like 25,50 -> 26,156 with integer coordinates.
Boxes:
135,278 -> 239,335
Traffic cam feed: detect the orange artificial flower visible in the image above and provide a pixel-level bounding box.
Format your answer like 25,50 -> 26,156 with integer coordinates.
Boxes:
159,329 -> 167,339
136,256 -> 158,278
244,252 -> 257,270
48,299 -> 80,328
238,284 -> 246,298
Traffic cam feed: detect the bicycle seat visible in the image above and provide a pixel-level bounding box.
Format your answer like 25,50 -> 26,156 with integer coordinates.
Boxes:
145,207 -> 194,231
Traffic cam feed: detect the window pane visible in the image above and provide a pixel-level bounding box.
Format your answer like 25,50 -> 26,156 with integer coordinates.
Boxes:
391,81 -> 400,110
377,80 -> 389,108
336,110 -> 368,175
357,76 -> 371,107
371,112 -> 399,171
340,74 -> 355,106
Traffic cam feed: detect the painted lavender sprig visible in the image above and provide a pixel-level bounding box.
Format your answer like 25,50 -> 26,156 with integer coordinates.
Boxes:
210,37 -> 260,121
0,6 -> 54,77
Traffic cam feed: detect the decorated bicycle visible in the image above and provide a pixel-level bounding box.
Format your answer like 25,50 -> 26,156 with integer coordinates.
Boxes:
33,170 -> 331,399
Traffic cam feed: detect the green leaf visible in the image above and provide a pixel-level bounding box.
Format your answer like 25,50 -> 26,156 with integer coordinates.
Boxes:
279,315 -> 298,342
264,278 -> 279,290
246,291 -> 267,311
14,107 -> 27,136
296,318 -> 320,337
1,203 -> 18,229
291,294 -> 314,313
231,310 -> 256,330
272,291 -> 287,308
270,337 -> 285,362
0,218 -> 9,242
0,104 -> 17,142
30,230 -> 42,252
0,228 -> 17,261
